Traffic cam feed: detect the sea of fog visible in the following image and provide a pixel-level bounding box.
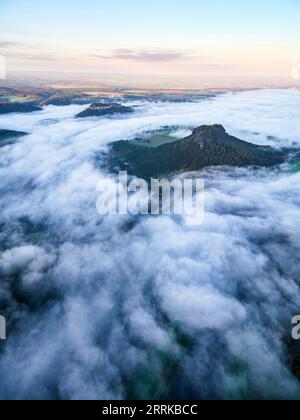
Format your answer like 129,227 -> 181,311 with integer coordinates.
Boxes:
0,89 -> 300,400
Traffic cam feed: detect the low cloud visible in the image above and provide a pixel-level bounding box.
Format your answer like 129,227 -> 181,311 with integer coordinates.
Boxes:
91,48 -> 189,62
3,52 -> 59,62
0,41 -> 19,48
0,41 -> 33,51
0,41 -> 62,62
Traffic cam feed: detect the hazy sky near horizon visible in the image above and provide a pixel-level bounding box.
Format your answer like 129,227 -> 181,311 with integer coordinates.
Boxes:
0,0 -> 300,86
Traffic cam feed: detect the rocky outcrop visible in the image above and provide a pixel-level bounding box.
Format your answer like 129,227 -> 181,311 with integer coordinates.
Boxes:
107,124 -> 285,179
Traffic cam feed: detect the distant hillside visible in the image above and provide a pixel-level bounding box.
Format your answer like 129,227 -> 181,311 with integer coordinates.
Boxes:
107,125 -> 285,178
76,103 -> 134,118
0,103 -> 42,114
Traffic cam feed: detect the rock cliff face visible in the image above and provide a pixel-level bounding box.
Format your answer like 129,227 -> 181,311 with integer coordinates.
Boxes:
76,103 -> 134,118
191,124 -> 228,148
107,124 -> 285,178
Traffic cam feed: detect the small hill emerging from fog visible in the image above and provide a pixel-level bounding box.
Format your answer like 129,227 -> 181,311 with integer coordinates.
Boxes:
76,103 -> 134,118
0,129 -> 28,147
107,125 -> 285,178
0,103 -> 42,114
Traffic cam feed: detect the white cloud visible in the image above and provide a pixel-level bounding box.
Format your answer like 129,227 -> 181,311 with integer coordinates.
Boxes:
0,89 -> 300,399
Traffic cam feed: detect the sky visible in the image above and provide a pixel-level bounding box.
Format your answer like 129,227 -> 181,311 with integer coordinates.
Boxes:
0,0 -> 300,86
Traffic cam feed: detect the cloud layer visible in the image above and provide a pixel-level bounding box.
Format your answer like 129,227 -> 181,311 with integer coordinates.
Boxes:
0,90 -> 300,399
